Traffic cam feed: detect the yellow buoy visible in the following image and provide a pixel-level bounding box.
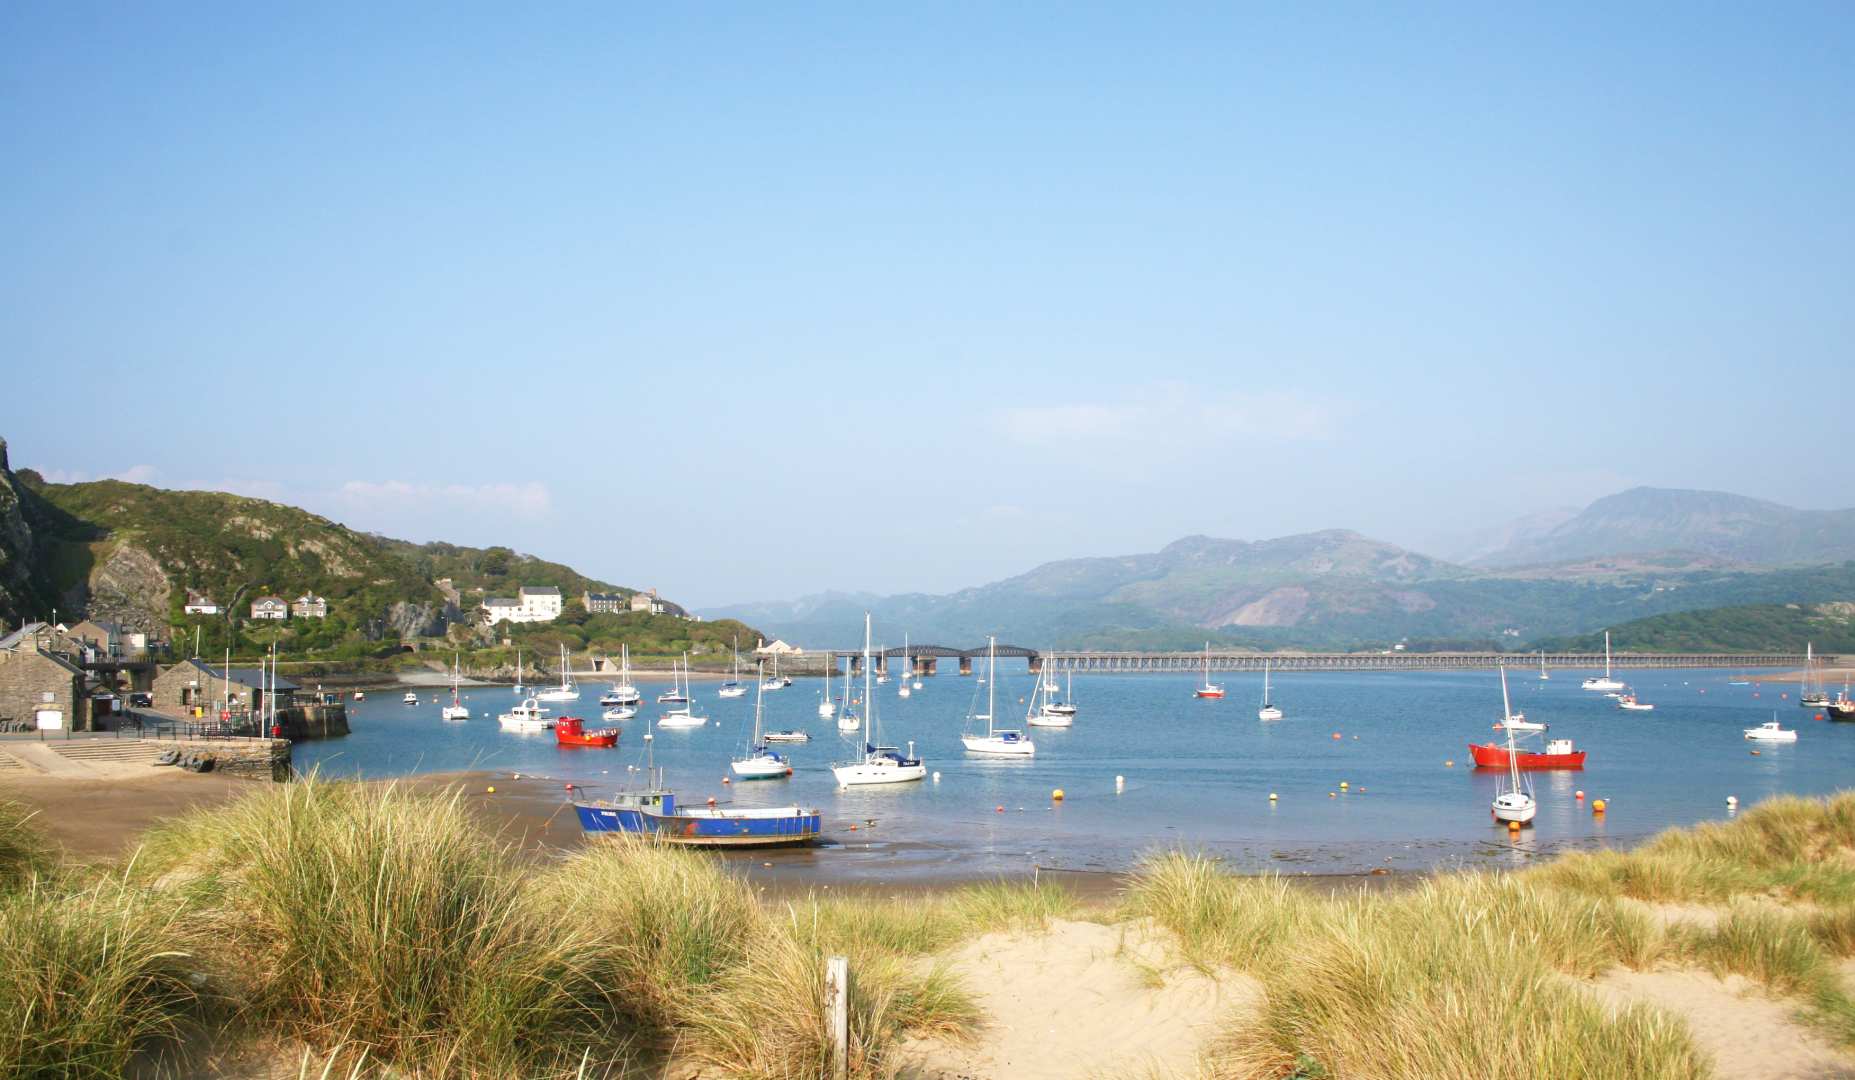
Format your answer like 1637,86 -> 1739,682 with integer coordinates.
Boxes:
1508,821 -> 1521,834
1269,792 -> 1278,801
1328,791 -> 1337,798
1340,781 -> 1349,790
1052,788 -> 1065,801
1445,760 -> 1455,767
486,786 -> 496,794
1592,799 -> 1607,814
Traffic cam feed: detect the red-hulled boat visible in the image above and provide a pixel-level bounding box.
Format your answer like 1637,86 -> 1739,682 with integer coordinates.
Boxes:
1469,736 -> 1585,769
555,716 -> 619,748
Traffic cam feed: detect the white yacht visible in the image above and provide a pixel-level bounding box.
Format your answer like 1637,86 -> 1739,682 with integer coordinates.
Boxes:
832,615 -> 927,786
535,644 -> 580,702
964,637 -> 1036,755
1582,631 -> 1627,692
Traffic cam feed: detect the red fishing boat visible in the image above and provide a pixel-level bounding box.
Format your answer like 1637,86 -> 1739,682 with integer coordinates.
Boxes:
1469,736 -> 1585,769
555,716 -> 619,748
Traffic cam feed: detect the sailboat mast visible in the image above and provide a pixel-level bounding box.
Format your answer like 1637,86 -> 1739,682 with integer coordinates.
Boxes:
862,613 -> 873,745
1502,665 -> 1523,790
987,636 -> 997,737
1605,631 -> 1612,678
752,662 -> 764,745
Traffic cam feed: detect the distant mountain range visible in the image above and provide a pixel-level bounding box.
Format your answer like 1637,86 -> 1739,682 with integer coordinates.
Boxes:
1470,487 -> 1855,568
704,488 -> 1855,649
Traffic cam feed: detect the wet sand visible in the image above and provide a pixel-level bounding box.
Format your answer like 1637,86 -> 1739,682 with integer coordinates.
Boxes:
0,766 -> 1420,899
0,770 -> 256,861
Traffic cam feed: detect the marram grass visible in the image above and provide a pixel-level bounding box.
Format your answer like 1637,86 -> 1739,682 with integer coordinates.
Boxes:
0,797 -> 55,893
0,873 -> 197,1080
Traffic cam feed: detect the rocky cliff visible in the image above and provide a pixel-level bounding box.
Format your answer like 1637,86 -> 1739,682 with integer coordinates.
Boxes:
0,439 -> 52,631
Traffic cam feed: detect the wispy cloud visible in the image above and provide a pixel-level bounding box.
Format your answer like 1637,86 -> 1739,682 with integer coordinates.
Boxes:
992,383 -> 1348,451
335,480 -> 552,516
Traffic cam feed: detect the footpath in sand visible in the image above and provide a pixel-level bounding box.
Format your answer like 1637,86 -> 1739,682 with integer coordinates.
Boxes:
896,919 -> 1255,1080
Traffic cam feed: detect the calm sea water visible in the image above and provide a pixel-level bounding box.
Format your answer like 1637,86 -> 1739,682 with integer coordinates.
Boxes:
295,666 -> 1851,880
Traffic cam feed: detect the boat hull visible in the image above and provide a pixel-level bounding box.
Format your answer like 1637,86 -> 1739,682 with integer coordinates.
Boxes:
1828,703 -> 1855,722
1492,796 -> 1537,824
832,760 -> 927,786
1469,742 -> 1586,769
573,801 -> 821,846
1258,707 -> 1283,722
1193,689 -> 1224,699
1027,712 -> 1074,728
499,717 -> 553,732
962,734 -> 1035,755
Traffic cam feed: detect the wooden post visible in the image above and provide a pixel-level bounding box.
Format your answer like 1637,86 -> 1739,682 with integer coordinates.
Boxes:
826,954 -> 848,1080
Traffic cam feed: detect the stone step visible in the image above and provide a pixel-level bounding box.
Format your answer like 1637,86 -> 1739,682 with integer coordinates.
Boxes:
50,740 -> 170,764
0,751 -> 25,772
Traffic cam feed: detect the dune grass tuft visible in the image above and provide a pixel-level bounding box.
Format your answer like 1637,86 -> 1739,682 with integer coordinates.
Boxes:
131,778 -> 632,1075
1532,792 -> 1855,906
0,797 -> 55,892
0,873 -> 197,1079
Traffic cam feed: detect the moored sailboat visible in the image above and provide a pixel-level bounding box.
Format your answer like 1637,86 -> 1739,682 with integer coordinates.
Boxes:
1490,665 -> 1537,825
1257,660 -> 1283,722
441,653 -> 470,721
657,657 -> 707,728
536,644 -> 580,702
1581,631 -> 1626,692
963,637 -> 1035,755
832,615 -> 927,785
1193,642 -> 1224,699
731,665 -> 794,779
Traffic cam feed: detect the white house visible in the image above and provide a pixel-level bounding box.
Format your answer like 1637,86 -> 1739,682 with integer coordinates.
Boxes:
250,597 -> 288,621
184,592 -> 219,616
481,586 -> 561,626
518,585 -> 562,622
291,593 -> 329,618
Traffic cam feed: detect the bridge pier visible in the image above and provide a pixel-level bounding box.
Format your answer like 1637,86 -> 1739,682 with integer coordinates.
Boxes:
1027,654 -> 1043,674
916,656 -> 936,676
958,656 -> 973,676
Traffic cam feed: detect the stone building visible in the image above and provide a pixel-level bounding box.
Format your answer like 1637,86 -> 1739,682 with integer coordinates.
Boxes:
0,623 -> 92,731
290,593 -> 328,618
583,591 -> 626,614
64,618 -> 149,656
150,657 -> 298,717
630,588 -> 667,615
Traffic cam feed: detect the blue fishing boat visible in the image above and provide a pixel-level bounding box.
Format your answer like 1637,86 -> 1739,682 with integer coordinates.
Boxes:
571,733 -> 823,847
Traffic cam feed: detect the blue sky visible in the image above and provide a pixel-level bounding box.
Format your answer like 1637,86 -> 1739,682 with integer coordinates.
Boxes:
3,4 -> 1851,607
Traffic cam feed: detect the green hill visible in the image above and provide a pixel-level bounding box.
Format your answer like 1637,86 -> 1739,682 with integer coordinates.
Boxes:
0,448 -> 755,662
1537,602 -> 1855,653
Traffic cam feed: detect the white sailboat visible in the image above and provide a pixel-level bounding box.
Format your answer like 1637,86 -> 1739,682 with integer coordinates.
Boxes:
832,614 -> 927,785
536,644 -> 579,702
718,639 -> 748,698
731,664 -> 793,778
498,696 -> 553,732
1538,650 -> 1550,681
1038,661 -> 1079,721
897,634 -> 912,698
1581,631 -> 1626,691
963,637 -> 1036,755
1257,660 -> 1283,722
1491,666 -> 1537,824
1801,643 -> 1830,708
818,656 -> 837,719
1026,653 -> 1073,728
761,652 -> 785,691
658,656 -> 707,728
441,653 -> 470,721
605,645 -> 642,706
